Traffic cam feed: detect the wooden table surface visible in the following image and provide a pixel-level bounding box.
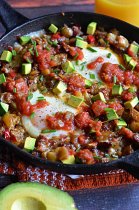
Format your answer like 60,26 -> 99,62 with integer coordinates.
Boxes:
1,1 -> 139,210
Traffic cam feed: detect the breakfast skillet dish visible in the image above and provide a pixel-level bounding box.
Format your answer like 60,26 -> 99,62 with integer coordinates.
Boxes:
0,22 -> 138,165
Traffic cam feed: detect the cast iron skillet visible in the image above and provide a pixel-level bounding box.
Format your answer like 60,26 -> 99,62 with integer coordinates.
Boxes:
0,0 -> 139,178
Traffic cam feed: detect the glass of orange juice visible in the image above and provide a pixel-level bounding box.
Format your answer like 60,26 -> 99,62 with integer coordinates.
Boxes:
95,0 -> 139,27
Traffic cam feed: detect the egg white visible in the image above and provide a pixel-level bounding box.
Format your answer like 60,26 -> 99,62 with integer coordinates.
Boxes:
72,47 -> 120,81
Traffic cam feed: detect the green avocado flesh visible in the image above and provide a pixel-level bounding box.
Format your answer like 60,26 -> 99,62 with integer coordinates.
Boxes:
0,182 -> 77,210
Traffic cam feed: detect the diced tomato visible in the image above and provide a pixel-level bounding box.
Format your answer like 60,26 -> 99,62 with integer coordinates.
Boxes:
119,127 -> 134,139
74,112 -> 92,129
78,135 -> 87,145
51,33 -> 61,40
122,90 -> 134,101
17,96 -> 31,116
64,74 -> 85,94
49,60 -> 57,67
87,57 -> 104,70
36,49 -> 51,71
90,120 -> 102,136
15,78 -> 29,96
8,70 -> 17,79
46,112 -> 74,131
108,102 -> 124,116
76,48 -> 84,60
87,35 -> 95,43
76,149 -> 95,164
92,100 -> 108,117
99,62 -> 124,84
31,100 -> 49,113
3,129 -> 11,141
124,71 -> 135,85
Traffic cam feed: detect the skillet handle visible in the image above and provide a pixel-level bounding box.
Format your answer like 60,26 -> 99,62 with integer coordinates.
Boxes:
0,0 -> 29,32
118,150 -> 139,179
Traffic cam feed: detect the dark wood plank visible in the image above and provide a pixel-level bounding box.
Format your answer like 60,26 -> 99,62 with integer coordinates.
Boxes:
7,0 -> 94,7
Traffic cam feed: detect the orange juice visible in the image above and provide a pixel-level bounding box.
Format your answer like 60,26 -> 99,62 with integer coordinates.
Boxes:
95,0 -> 139,27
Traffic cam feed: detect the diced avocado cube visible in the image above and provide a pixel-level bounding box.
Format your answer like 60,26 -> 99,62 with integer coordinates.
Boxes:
67,95 -> 84,108
128,59 -> 137,70
0,73 -> 6,84
22,63 -> 32,75
116,119 -> 127,128
128,86 -> 137,93
128,43 -> 139,57
92,92 -> 106,103
24,137 -> 36,151
62,61 -> 75,73
85,79 -> 93,87
124,54 -> 132,64
87,22 -> 97,35
19,36 -> 31,45
76,39 -> 88,49
124,96 -> 138,109
53,81 -> 67,95
0,50 -> 12,63
0,102 -> 9,116
48,24 -> 58,34
105,108 -> 119,121
112,84 -> 123,95
62,155 -> 75,164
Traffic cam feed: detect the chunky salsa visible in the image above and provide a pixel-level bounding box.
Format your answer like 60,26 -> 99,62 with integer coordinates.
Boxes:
0,21 -> 139,165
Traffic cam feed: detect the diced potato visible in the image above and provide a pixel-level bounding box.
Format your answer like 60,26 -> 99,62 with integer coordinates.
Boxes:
130,108 -> 139,122
130,121 -> 139,132
2,113 -> 20,129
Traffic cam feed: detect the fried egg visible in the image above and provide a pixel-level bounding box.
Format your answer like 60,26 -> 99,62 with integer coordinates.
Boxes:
22,90 -> 77,138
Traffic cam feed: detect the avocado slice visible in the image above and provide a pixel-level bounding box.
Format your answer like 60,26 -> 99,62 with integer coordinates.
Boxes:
0,50 -> 12,63
0,182 -> 77,210
24,137 -> 36,151
62,61 -> 75,73
0,102 -> 9,116
85,79 -> 93,87
116,119 -> 127,129
53,81 -> 67,95
105,108 -> 119,121
48,24 -> 58,34
112,84 -> 123,95
123,54 -> 132,64
76,39 -> 88,49
22,63 -> 32,75
128,59 -> 137,70
67,95 -> 84,108
62,155 -> 75,164
20,36 -> 31,45
92,92 -> 106,103
87,22 -> 97,35
0,73 -> 6,84
128,43 -> 139,57
124,96 -> 139,109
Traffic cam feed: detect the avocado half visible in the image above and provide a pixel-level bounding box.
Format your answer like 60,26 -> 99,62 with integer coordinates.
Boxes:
0,182 -> 77,210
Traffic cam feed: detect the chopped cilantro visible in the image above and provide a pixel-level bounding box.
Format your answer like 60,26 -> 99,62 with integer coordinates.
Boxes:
119,64 -> 126,70
39,75 -> 44,82
90,73 -> 95,79
12,50 -> 16,56
41,129 -> 56,133
13,88 -> 16,93
30,112 -> 35,119
27,92 -> 33,101
107,53 -> 112,58
87,47 -> 97,53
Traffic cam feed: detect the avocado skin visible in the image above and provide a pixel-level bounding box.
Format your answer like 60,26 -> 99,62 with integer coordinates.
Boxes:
0,182 -> 77,210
